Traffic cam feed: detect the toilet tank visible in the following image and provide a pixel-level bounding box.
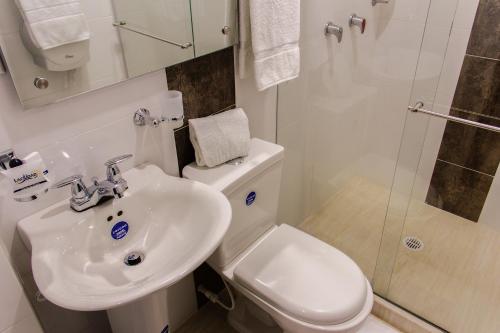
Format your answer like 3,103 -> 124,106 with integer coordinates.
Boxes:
183,138 -> 284,268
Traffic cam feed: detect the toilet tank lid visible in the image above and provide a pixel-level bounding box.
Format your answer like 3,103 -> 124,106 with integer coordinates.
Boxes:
183,138 -> 284,194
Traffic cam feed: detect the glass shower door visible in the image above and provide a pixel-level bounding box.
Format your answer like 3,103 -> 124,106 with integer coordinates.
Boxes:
373,0 -> 500,331
276,0 -> 456,283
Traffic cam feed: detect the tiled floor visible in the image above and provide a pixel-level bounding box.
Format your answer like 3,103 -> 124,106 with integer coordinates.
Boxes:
177,302 -> 400,333
177,303 -> 237,333
299,176 -> 500,333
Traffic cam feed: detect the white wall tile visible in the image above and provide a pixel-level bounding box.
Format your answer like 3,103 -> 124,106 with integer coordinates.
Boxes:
453,0 -> 480,30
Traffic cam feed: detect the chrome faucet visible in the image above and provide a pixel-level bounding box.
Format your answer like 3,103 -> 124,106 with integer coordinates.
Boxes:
53,154 -> 132,212
325,22 -> 343,43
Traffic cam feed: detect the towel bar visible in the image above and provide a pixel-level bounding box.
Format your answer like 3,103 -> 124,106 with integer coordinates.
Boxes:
113,21 -> 193,49
408,102 -> 500,133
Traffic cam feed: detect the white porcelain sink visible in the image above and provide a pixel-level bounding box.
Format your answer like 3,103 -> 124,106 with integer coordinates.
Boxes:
18,164 -> 231,312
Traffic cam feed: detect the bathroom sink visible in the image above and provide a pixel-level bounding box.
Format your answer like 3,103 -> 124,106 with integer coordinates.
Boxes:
17,164 -> 231,311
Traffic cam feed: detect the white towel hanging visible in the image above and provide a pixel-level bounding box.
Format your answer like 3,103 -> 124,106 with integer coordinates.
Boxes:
244,0 -> 300,91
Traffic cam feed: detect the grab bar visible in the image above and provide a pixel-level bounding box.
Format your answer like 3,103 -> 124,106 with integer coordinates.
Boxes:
408,102 -> 500,133
113,21 -> 193,49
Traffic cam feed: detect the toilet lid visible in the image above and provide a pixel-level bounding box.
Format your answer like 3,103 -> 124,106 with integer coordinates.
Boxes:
233,224 -> 368,326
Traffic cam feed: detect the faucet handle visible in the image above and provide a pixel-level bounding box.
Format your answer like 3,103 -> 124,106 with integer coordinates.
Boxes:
52,175 -> 90,202
105,154 -> 133,182
105,154 -> 133,167
349,14 -> 367,34
325,22 -> 343,43
53,175 -> 84,188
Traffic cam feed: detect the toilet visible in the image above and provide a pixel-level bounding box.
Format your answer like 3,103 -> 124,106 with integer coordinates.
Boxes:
183,138 -> 373,333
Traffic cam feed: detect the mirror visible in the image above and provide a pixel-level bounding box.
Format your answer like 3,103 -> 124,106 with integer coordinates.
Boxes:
0,0 -> 237,108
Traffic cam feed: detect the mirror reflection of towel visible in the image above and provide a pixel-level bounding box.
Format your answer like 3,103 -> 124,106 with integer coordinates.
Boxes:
15,0 -> 90,50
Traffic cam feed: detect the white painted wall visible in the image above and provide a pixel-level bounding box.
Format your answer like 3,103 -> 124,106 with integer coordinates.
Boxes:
235,71 -> 277,143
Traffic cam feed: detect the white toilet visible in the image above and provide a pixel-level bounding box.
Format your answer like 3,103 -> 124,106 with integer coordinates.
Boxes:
183,138 -> 373,333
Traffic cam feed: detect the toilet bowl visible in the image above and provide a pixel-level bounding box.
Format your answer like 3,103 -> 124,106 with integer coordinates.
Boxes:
183,138 -> 373,333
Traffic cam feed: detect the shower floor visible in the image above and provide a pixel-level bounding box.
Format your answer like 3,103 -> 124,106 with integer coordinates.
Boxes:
299,177 -> 500,333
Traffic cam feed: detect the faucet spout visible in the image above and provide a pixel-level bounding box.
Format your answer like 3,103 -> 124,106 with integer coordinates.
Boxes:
99,179 -> 128,199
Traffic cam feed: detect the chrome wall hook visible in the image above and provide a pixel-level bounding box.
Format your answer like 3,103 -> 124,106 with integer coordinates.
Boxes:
133,108 -> 161,127
349,14 -> 367,34
325,22 -> 343,43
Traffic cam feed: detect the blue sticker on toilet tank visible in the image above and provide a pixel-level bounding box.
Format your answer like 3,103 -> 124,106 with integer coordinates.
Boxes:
246,191 -> 256,206
111,221 -> 129,240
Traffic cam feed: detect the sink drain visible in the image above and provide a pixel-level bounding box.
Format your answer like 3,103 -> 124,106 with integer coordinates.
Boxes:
124,251 -> 145,266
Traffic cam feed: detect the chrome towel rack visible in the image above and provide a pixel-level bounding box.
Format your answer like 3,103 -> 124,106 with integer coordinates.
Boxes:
112,21 -> 193,49
408,102 -> 500,133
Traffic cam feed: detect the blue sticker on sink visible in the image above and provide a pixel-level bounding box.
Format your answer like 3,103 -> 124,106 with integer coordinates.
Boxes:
111,221 -> 129,240
246,191 -> 256,206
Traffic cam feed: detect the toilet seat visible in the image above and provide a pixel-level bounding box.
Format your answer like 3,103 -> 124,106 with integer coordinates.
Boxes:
221,224 -> 372,332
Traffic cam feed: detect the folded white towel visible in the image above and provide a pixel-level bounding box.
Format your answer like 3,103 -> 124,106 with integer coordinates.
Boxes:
189,108 -> 251,168
248,0 -> 300,91
15,0 -> 90,50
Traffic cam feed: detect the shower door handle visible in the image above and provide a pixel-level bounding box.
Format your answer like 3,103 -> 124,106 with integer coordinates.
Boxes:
372,0 -> 389,6
408,102 -> 500,133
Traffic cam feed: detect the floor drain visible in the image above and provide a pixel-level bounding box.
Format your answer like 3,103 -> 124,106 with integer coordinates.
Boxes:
124,251 -> 145,266
403,236 -> 424,251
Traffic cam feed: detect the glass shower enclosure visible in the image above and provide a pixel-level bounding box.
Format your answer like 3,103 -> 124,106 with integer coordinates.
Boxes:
276,0 -> 499,332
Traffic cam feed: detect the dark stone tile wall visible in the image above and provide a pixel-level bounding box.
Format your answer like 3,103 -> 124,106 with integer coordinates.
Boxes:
165,47 -> 236,307
427,160 -> 494,221
426,0 -> 500,222
166,47 -> 236,175
467,0 -> 500,59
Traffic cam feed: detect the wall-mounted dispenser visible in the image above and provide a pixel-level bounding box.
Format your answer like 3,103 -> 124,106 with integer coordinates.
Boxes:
21,26 -> 90,71
0,149 -> 51,202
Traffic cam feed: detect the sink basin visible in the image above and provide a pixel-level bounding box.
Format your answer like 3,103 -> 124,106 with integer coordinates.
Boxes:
18,164 -> 231,312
